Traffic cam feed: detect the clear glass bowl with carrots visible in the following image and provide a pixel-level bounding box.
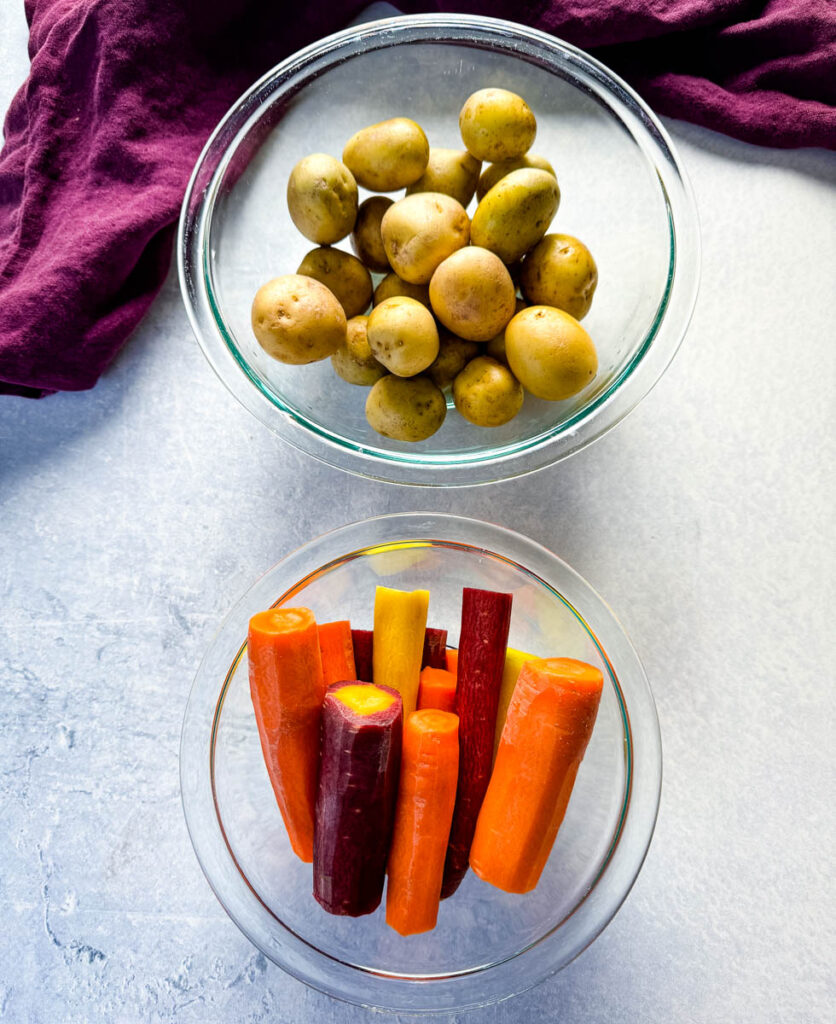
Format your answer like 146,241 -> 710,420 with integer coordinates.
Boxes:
180,513 -> 661,1013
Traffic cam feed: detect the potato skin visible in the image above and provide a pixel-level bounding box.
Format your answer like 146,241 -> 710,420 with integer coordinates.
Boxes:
366,296 -> 440,377
504,305 -> 598,401
373,272 -> 431,309
453,356 -> 524,427
343,117 -> 429,192
381,193 -> 470,284
351,196 -> 393,272
286,154 -> 358,244
331,315 -> 387,386
427,332 -> 479,389
296,247 -> 373,319
365,375 -> 447,442
476,154 -> 556,202
520,233 -> 598,320
251,274 -> 346,365
429,246 -> 516,342
471,168 -> 560,265
406,148 -> 482,208
459,88 -> 536,162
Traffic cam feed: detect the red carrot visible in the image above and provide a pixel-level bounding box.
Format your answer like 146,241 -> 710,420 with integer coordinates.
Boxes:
417,666 -> 457,714
318,620 -> 356,687
351,629 -> 374,683
421,627 -> 449,669
441,588 -> 512,897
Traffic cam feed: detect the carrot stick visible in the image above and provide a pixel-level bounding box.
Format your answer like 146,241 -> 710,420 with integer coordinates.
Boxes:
421,627 -> 448,669
445,648 -> 458,676
417,666 -> 457,713
493,648 -> 535,761
248,607 -> 325,862
318,620 -> 357,687
373,586 -> 429,719
386,709 -> 459,936
469,657 -> 604,893
351,628 -> 374,682
442,588 -> 512,898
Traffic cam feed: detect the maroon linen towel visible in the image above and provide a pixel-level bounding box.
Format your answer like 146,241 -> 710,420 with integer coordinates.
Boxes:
0,0 -> 834,397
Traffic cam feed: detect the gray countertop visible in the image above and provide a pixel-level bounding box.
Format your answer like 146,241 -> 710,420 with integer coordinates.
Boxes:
1,5 -> 834,1022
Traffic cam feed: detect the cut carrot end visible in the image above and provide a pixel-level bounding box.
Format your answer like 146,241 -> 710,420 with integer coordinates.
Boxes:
249,607 -> 315,635
410,708 -> 459,735
530,657 -> 603,689
333,683 -> 397,715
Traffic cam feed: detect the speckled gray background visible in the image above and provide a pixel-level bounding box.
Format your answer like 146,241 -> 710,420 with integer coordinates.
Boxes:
1,4 -> 834,1022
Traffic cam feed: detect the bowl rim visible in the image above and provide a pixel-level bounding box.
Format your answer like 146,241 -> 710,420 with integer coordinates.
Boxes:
179,512 -> 663,1012
177,13 -> 700,487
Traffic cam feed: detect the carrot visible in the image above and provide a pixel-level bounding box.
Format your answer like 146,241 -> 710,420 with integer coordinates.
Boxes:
248,607 -> 325,862
318,619 -> 357,687
445,648 -> 458,676
421,627 -> 448,669
386,709 -> 459,936
493,648 -> 535,761
469,657 -> 603,894
373,586 -> 429,718
417,666 -> 457,713
351,628 -> 374,682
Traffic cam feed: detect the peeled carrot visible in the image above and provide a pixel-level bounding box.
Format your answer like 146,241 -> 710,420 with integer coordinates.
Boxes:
417,666 -> 457,714
469,658 -> 604,894
493,648 -> 535,761
445,648 -> 458,676
386,709 -> 459,936
351,628 -> 374,682
373,586 -> 429,718
421,627 -> 448,669
318,620 -> 357,687
248,607 -> 325,862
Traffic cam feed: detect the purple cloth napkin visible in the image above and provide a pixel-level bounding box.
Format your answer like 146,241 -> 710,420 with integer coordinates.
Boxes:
1,0 -> 834,397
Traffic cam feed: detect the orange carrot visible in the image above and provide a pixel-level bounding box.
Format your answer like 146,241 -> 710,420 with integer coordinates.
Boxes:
318,619 -> 357,687
248,607 -> 325,863
469,658 -> 603,893
386,710 -> 459,936
445,648 -> 458,676
417,666 -> 457,713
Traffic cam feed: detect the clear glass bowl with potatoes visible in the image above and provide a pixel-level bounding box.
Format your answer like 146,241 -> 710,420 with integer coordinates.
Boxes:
179,14 -> 699,485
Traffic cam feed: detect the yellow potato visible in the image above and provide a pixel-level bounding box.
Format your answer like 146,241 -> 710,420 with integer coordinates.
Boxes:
470,168 -> 560,265
476,154 -> 556,202
351,196 -> 393,272
343,117 -> 429,192
459,88 -> 536,162
453,355 -> 524,427
504,306 -> 598,401
429,247 -> 516,342
331,316 -> 387,386
373,272 -> 431,309
286,154 -> 358,244
485,298 -> 527,364
365,375 -> 447,442
406,148 -> 482,208
366,296 -> 439,377
381,193 -> 470,284
520,233 -> 598,320
251,274 -> 346,364
296,247 -> 373,319
427,332 -> 479,389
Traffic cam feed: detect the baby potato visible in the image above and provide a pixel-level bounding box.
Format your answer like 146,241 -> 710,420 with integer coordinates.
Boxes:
381,193 -> 470,284
485,298 -> 527,364
343,117 -> 429,192
427,332 -> 479,389
365,375 -> 447,442
251,274 -> 346,364
366,296 -> 440,377
453,355 -> 524,427
470,168 -> 560,265
520,233 -> 598,320
459,88 -> 536,162
429,246 -> 516,342
331,315 -> 387,386
373,272 -> 431,309
351,196 -> 393,273
286,154 -> 358,244
476,154 -> 556,202
296,247 -> 373,319
504,305 -> 598,401
406,148 -> 482,208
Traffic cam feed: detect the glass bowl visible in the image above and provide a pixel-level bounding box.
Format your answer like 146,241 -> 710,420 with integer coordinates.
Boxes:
180,513 -> 662,1013
178,14 -> 699,486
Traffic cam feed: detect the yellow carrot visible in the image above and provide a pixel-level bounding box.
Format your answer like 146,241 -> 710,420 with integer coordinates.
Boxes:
373,586 -> 429,718
493,648 -> 535,761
